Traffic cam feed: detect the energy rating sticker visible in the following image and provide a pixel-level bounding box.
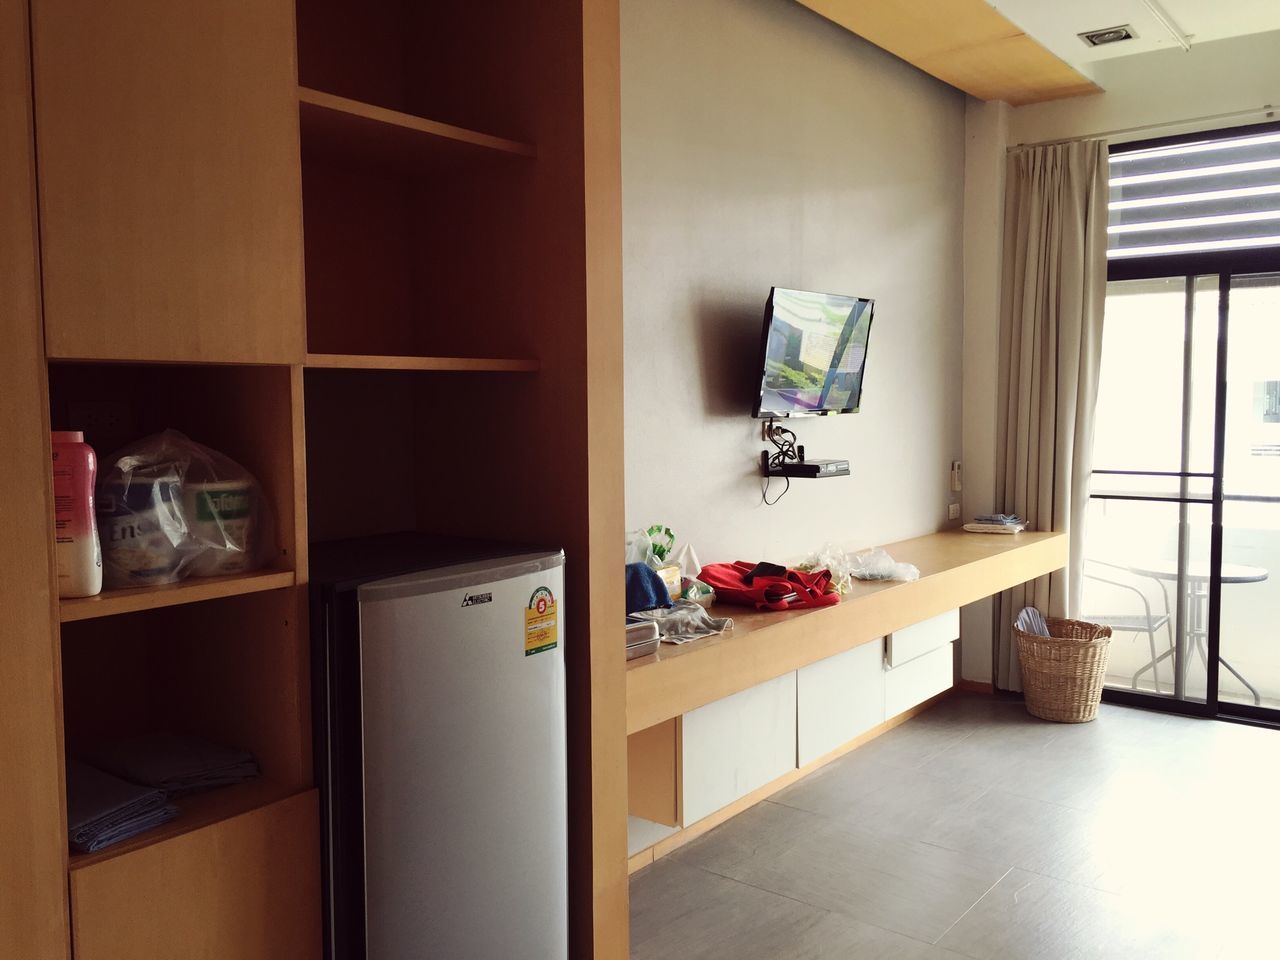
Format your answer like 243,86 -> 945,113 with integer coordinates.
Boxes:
525,585 -> 558,656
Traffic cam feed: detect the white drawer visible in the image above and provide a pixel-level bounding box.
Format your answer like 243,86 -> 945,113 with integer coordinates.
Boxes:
681,672 -> 797,825
885,608 -> 960,668
797,640 -> 884,767
884,641 -> 954,719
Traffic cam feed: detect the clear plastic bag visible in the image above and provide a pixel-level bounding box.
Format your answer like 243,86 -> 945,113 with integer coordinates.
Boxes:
848,547 -> 920,583
624,529 -> 653,565
96,430 -> 274,588
797,542 -> 859,593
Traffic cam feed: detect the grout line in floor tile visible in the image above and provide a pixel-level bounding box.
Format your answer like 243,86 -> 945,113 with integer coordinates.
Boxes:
931,865 -> 1016,949
681,861 -> 834,915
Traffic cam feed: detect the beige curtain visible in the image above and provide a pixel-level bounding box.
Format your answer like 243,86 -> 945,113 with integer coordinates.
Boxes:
992,140 -> 1109,691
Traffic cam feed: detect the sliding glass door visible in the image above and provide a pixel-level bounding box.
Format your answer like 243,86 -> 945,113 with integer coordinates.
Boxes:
1219,273 -> 1280,712
1090,120 -> 1280,720
1084,272 -> 1280,719
1084,276 -> 1218,707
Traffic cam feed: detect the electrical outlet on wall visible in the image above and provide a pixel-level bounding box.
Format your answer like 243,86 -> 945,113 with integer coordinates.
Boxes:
948,502 -> 961,521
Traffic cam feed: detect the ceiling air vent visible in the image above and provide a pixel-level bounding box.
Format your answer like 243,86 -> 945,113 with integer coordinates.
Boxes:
1079,25 -> 1137,47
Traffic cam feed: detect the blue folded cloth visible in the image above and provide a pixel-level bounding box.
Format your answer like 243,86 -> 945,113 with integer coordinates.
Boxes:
626,562 -> 673,615
66,760 -> 178,853
86,733 -> 260,796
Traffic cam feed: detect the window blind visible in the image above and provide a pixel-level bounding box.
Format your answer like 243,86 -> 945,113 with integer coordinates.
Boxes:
1108,128 -> 1280,259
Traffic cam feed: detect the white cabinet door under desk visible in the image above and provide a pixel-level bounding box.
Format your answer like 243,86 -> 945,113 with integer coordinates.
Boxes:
884,641 -> 954,719
885,608 -> 959,668
797,640 -> 884,767
681,672 -> 797,825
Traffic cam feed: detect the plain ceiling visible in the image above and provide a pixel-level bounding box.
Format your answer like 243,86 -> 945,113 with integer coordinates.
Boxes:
991,0 -> 1280,68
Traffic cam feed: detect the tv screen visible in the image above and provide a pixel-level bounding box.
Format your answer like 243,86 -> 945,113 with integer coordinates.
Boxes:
752,287 -> 875,419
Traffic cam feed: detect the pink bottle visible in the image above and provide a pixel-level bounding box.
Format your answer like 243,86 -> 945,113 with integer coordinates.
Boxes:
51,431 -> 103,598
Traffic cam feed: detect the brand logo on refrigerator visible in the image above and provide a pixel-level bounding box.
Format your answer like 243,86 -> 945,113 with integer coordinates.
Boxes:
461,592 -> 493,607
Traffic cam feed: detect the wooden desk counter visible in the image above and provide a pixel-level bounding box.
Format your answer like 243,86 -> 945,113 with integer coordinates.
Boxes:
626,530 -> 1067,734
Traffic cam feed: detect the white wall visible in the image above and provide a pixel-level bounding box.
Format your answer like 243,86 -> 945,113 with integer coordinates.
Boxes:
958,29 -> 1280,683
622,0 -> 966,566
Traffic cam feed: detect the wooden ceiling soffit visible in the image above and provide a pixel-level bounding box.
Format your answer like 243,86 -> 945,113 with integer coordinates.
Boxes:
796,0 -> 1101,106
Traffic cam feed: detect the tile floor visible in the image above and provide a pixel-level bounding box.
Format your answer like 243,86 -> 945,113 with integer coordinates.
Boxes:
630,694 -> 1280,959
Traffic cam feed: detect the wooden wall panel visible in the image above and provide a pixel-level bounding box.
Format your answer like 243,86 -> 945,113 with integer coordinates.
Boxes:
0,0 -> 70,955
627,719 -> 680,827
32,0 -> 306,363
70,790 -> 321,960
582,0 -> 629,955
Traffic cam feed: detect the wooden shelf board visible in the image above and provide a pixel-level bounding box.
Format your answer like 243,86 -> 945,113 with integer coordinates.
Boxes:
626,530 -> 1069,733
298,87 -> 535,170
68,779 -> 300,872
304,352 -> 539,373
59,567 -> 295,622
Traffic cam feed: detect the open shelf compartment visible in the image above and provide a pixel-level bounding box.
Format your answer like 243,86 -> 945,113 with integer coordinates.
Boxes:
48,361 -> 301,612
296,0 -> 538,146
60,590 -> 311,799
299,86 -> 534,172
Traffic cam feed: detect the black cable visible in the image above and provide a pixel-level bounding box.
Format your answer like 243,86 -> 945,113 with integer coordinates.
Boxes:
762,474 -> 790,505
765,422 -> 800,470
761,421 -> 798,505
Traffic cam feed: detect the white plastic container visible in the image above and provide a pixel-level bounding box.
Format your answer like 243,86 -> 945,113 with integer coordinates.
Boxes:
182,480 -> 256,576
51,431 -> 103,598
98,474 -> 186,588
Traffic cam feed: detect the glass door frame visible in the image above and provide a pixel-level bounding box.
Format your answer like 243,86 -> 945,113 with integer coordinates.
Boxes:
1101,261 -> 1280,727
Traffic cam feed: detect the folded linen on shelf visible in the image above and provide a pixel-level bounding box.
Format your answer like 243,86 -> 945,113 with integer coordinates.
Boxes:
66,760 -> 178,853
964,522 -> 1026,534
87,733 -> 260,796
975,514 -> 1023,525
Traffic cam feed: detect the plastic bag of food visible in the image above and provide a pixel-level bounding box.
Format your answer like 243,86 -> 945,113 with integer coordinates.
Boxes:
624,529 -> 654,565
848,547 -> 920,583
645,524 -> 676,567
797,542 -> 859,593
96,430 -> 274,588
681,577 -> 716,607
626,524 -> 686,571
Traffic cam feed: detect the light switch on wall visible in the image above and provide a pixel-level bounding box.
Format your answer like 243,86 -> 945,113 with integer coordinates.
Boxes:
950,460 -> 962,492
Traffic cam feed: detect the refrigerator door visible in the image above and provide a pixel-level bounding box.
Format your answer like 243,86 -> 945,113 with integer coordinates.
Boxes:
356,552 -> 566,960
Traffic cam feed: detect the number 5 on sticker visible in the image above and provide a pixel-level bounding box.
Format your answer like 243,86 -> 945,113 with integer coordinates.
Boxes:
525,586 -> 558,656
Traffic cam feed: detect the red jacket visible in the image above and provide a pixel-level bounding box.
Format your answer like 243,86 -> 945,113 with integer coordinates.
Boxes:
699,561 -> 840,611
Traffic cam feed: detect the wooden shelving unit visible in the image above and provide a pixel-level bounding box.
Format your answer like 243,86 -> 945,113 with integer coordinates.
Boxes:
5,0 -> 625,956
59,568 -> 296,623
305,352 -> 538,372
299,86 -> 535,167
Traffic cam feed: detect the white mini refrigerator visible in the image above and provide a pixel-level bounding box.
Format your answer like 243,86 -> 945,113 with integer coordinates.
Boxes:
311,533 -> 568,960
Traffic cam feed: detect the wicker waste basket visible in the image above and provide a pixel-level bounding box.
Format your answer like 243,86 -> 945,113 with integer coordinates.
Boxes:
1014,617 -> 1113,723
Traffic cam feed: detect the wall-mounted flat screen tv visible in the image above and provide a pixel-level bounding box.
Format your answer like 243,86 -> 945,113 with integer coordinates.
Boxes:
751,287 -> 875,419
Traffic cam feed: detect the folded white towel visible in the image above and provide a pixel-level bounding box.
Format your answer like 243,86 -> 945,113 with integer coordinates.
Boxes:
1016,606 -> 1050,637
